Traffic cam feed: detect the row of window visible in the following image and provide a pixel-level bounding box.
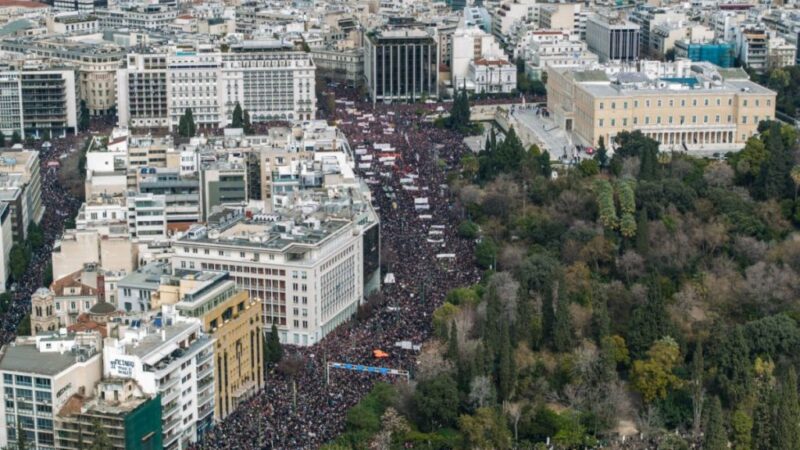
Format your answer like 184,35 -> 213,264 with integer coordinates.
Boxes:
599,97 -> 772,110
2,375 -> 49,389
597,114 -> 770,128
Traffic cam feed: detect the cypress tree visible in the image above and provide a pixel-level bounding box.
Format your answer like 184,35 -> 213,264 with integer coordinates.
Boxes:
266,323 -> 283,364
539,150 -> 551,177
691,340 -> 705,436
497,323 -> 515,400
232,102 -> 244,128
595,136 -> 608,167
716,326 -> 753,406
775,368 -> 800,450
635,208 -> 649,257
592,299 -> 610,343
553,293 -> 574,352
753,382 -> 778,450
243,109 -> 252,134
541,288 -> 555,347
446,322 -> 459,361
703,396 -> 727,450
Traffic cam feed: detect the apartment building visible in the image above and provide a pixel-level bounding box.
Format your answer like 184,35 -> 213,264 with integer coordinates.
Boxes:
628,5 -> 685,57
0,73 -> 23,136
737,27 -> 768,73
52,227 -> 137,281
547,61 -> 776,152
136,168 -> 200,224
364,27 -> 439,104
117,43 -> 316,130
55,378 -> 162,450
171,272 -> 262,420
520,34 -> 598,80
103,314 -> 215,450
0,37 -> 124,116
174,151 -> 380,346
538,3 -> 585,37
199,160 -> 246,221
310,47 -> 364,85
489,0 -> 538,48
94,5 -> 178,30
0,150 -> 44,242
0,204 -> 12,294
468,58 -> 517,94
585,15 -> 640,62
450,26 -> 505,89
0,332 -> 103,450
126,193 -> 167,242
0,68 -> 81,138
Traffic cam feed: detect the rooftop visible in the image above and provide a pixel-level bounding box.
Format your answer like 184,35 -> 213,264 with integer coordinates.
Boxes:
0,343 -> 96,376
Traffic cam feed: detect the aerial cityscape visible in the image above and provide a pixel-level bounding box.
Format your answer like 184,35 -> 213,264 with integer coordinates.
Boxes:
0,0 -> 797,448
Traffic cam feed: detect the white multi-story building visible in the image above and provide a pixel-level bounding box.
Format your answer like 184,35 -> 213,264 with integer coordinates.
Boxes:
0,204 -> 13,293
117,42 -> 316,130
0,331 -> 103,450
126,193 -> 167,242
103,311 -> 215,450
526,39 -> 598,80
468,58 -> 517,94
173,152 -> 380,346
451,26 -> 505,89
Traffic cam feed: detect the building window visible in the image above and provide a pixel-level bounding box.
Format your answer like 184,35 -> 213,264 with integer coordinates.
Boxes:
599,102 -> 604,110
598,119 -> 603,127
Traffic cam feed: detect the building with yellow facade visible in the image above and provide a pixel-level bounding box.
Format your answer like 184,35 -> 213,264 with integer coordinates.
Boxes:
546,59 -> 777,153
172,271 -> 263,420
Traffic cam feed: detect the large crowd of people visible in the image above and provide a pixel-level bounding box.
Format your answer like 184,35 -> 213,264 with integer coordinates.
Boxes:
0,132 -> 85,346
194,91 -> 490,449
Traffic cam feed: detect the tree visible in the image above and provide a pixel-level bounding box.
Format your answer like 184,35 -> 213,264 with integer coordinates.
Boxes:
475,239 -> 497,269
11,131 -> 21,145
178,108 -> 196,138
691,341 -> 705,437
631,337 -> 682,404
775,367 -> 800,450
265,323 -> 283,365
595,136 -> 608,168
447,88 -> 472,133
458,408 -> 513,449
231,102 -> 244,128
9,245 -> 28,281
468,375 -> 495,408
27,222 -> 43,251
553,294 -> 573,352
703,396 -> 727,450
89,419 -> 111,450
0,130 -> 5,147
627,287 -> 675,358
413,374 -> 459,431
731,408 -> 753,450
715,326 -> 753,406
16,421 -> 25,450
243,109 -> 252,134
497,323 -> 515,400
79,100 -> 90,132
